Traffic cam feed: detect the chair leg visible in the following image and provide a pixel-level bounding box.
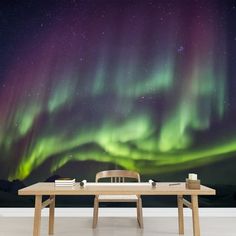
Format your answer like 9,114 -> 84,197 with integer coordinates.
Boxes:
137,200 -> 140,225
137,197 -> 143,228
93,196 -> 99,228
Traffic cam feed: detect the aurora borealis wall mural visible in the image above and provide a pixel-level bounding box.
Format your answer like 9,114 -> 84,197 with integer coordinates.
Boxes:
1,0 -> 236,206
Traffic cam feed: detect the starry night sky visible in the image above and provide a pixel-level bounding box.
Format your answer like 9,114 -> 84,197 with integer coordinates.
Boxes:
0,0 -> 236,184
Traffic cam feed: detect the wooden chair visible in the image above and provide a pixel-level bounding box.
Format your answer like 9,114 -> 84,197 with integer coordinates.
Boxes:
92,169 -> 143,228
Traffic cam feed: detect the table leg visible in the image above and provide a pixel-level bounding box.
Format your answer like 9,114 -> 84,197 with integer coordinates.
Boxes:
191,195 -> 200,236
49,195 -> 55,235
177,195 -> 184,234
33,195 -> 42,236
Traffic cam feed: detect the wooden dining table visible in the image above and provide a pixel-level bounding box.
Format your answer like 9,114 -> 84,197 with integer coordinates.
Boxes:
18,182 -> 215,236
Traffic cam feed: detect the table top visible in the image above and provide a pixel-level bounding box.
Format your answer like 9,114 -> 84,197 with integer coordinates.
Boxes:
18,182 -> 216,196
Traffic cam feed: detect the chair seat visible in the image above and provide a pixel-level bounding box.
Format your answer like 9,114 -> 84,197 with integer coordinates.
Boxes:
98,194 -> 138,202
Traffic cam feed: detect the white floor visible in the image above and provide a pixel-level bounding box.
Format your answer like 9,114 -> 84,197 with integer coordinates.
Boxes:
0,217 -> 235,236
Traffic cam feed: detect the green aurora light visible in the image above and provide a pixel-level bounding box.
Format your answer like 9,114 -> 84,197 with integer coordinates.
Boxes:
0,1 -> 233,181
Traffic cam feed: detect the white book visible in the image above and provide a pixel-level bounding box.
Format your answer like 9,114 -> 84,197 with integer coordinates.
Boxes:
55,184 -> 75,187
55,178 -> 75,181
55,183 -> 76,185
55,179 -> 75,183
55,184 -> 75,186
55,185 -> 75,187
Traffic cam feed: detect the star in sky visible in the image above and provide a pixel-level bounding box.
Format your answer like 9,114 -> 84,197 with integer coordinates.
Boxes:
177,46 -> 184,53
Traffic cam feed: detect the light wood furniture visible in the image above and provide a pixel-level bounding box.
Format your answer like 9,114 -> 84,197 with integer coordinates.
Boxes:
93,170 -> 143,228
18,182 -> 215,236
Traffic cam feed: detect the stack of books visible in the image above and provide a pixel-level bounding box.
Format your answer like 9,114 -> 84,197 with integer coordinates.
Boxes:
55,178 -> 75,187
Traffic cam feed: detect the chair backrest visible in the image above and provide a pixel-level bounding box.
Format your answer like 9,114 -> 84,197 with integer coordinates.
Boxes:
95,170 -> 140,183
